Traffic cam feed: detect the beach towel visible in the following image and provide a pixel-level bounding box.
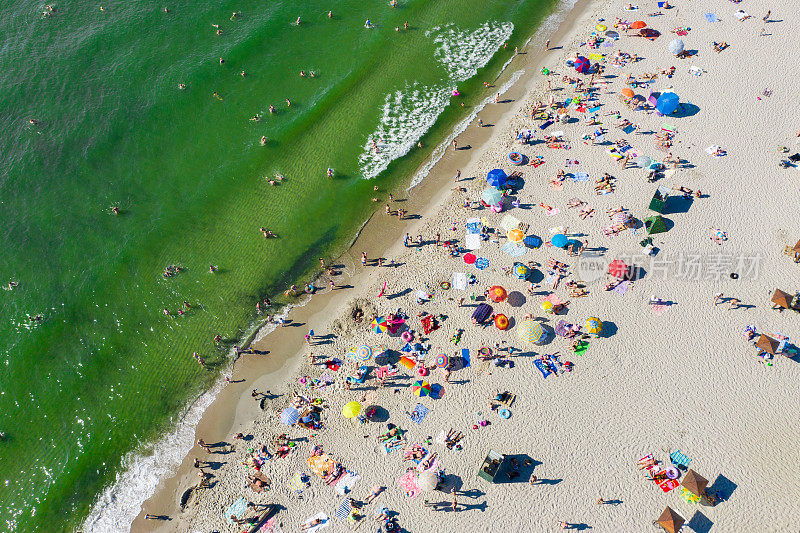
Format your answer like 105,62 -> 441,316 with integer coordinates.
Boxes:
534,359 -> 552,378
466,218 -> 482,234
383,439 -> 405,454
461,348 -> 470,368
452,272 -> 466,291
335,499 -> 352,520
622,125 -> 636,134
572,172 -> 589,182
301,513 -> 330,533
287,472 -> 307,494
334,472 -> 360,495
397,470 -> 420,499
602,41 -> 614,48
588,106 -> 602,114
651,303 -> 668,316
307,455 -> 338,478
545,207 -> 561,216
474,257 -> 489,269
660,479 -> 680,493
588,53 -> 604,61
465,233 -> 481,250
669,450 -> 692,468
409,403 -> 430,424
704,13 -> 719,22
500,242 -> 527,257
225,497 -> 248,524
612,280 -> 631,295
573,341 -> 590,356
550,130 -> 565,138
539,120 -> 553,130
259,517 -> 284,533
544,293 -> 564,306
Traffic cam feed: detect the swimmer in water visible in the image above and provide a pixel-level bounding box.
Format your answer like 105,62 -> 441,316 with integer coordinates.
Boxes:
163,7 -> 170,13
250,114 -> 261,122
309,71 -> 315,78
390,0 -> 396,6
260,136 -> 267,145
230,11 -> 240,20
300,70 -> 305,77
404,21 -> 408,29
285,98 -> 291,106
240,70 -> 246,77
111,206 -> 120,215
219,57 -> 225,64
328,10 -> 333,18
28,119 -> 38,125
327,168 -> 334,178
364,19 -> 372,28
269,105 -> 275,113
209,265 -> 217,273
178,83 -> 186,89
212,92 -> 222,100
296,16 -> 302,25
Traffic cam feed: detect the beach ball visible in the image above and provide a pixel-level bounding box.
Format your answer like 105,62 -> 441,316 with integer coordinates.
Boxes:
541,301 -> 554,313
494,314 -> 509,330
342,401 -> 362,419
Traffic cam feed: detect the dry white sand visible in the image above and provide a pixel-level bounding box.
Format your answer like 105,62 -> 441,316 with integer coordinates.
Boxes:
148,1 -> 800,531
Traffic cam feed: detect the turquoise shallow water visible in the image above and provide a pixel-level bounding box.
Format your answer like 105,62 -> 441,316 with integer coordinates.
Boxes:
0,0 -> 560,530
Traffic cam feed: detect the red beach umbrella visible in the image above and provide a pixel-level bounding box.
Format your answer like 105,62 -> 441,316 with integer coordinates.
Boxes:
608,259 -> 629,279
630,20 -> 647,29
463,253 -> 476,265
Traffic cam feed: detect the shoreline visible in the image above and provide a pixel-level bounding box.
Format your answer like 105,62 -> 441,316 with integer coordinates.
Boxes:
120,1 -> 592,530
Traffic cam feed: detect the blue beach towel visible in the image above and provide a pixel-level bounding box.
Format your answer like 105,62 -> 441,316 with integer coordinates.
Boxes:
539,120 -> 554,130
409,403 -> 430,424
335,499 -> 353,520
588,106 -> 602,114
573,172 -> 589,182
670,450 -> 692,468
461,348 -> 470,368
533,359 -> 552,378
704,13 -> 718,23
622,125 -> 636,134
466,222 -> 481,234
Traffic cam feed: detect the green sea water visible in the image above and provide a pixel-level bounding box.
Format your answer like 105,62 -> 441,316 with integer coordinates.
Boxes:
0,0 -> 562,530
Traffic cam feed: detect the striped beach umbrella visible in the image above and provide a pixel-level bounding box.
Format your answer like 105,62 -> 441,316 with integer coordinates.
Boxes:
287,472 -> 305,494
518,318 -> 545,343
612,211 -> 630,225
354,344 -> 373,363
280,407 -> 300,425
418,471 -> 439,491
371,316 -> 388,333
512,263 -> 529,280
434,353 -> 450,368
585,317 -> 603,335
412,380 -> 431,397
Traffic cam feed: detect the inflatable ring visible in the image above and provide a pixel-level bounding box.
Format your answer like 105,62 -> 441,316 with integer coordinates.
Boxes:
498,408 -> 511,419
596,24 -> 607,32
440,282 -> 451,290
416,366 -> 428,376
730,273 -> 739,279
401,331 -> 413,342
508,152 -> 524,165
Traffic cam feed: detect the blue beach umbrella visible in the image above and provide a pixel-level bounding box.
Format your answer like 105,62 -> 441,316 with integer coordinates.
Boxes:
523,235 -> 542,248
512,262 -> 529,280
486,169 -> 507,189
280,407 -> 300,425
656,92 -> 679,115
551,234 -> 568,248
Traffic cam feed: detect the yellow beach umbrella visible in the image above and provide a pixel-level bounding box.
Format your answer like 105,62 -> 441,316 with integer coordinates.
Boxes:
518,318 -> 545,343
541,301 -> 553,313
585,317 -> 603,335
342,401 -> 362,419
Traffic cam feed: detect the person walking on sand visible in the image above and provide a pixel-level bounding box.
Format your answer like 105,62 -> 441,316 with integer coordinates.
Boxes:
529,474 -> 538,485
451,487 -> 458,512
545,39 -> 550,50
452,139 -> 458,150
361,252 -> 367,266
494,93 -> 499,103
728,298 -> 740,311
455,169 -> 461,182
713,292 -> 723,306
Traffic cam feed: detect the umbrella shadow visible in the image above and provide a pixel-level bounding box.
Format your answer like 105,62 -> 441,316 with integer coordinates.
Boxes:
707,474 -> 737,502
598,321 -> 618,338
664,195 -> 693,215
672,103 -> 700,118
386,288 -> 412,300
507,291 -> 527,307
687,511 -> 713,533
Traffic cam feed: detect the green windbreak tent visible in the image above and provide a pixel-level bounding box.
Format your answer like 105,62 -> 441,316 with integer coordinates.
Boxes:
645,215 -> 668,234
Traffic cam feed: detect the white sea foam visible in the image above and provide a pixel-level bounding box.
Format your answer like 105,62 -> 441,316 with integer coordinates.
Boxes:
358,21 -> 513,180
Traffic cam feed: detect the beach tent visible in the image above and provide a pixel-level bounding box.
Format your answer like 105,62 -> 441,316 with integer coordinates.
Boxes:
656,92 -> 680,115
574,56 -> 591,73
655,506 -> 685,533
486,169 -> 507,189
756,334 -> 780,355
518,318 -> 545,343
477,450 -> 506,483
681,469 -> 709,497
639,28 -> 661,39
645,215 -> 668,234
551,234 -> 568,248
472,303 -> 493,323
648,186 -> 671,213
482,188 -> 503,205
523,235 -> 542,248
771,289 -> 794,310
669,38 -> 684,55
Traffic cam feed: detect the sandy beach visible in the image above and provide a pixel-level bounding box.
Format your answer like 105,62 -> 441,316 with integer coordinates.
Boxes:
127,0 -> 800,531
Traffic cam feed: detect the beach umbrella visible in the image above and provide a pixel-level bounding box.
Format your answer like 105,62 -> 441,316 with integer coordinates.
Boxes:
523,235 -> 542,248
280,407 -> 300,425
482,188 -> 503,205
756,334 -> 780,355
551,234 -> 568,248
655,507 -> 685,533
585,317 -> 603,335
636,155 -> 652,168
494,314 -> 509,330
574,56 -> 590,74
507,229 -> 524,243
608,259 -> 629,278
518,318 -> 545,343
681,469 -> 708,496
463,252 -> 476,265
541,300 -> 553,313
512,262 -> 528,280
434,353 -> 449,368
771,289 -> 793,310
612,211 -> 630,225
417,471 -> 439,491
354,345 -> 373,363
656,92 -> 679,115
486,168 -> 507,188
487,285 -> 508,303
605,30 -> 619,39
412,380 -> 431,397
342,401 -> 362,419
669,38 -> 684,55
630,20 -> 646,29
371,316 -> 388,334
471,303 -> 493,323
621,88 -> 634,98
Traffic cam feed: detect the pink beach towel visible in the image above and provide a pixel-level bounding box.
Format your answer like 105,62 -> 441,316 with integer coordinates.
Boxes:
397,470 -> 420,499
651,304 -> 668,316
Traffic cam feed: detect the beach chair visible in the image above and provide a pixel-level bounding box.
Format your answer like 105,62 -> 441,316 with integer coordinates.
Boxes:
669,449 -> 692,470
